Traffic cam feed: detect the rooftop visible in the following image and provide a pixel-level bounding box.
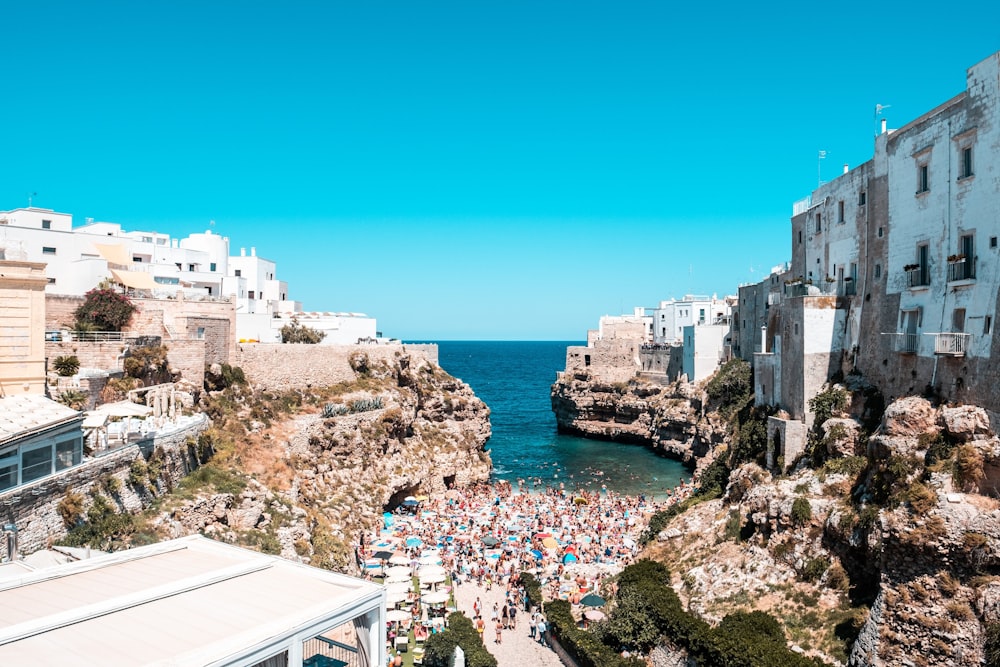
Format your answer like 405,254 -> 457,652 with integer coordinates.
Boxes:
0,535 -> 385,667
0,395 -> 82,448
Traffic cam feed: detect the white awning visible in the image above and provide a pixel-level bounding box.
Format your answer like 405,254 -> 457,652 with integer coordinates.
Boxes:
92,243 -> 132,267
110,269 -> 157,290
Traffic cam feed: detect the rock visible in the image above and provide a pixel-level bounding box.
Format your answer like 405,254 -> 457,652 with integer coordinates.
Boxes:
978,582 -> 1000,624
882,396 -> 938,438
941,405 -> 992,442
822,417 -> 862,457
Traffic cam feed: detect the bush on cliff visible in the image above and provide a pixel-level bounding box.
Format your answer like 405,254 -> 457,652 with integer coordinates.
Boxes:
705,359 -> 753,419
280,316 -> 326,344
74,287 -> 136,331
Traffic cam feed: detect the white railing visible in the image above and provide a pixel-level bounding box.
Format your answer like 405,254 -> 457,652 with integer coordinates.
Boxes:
792,196 -> 812,216
896,333 -> 918,353
947,257 -> 976,282
933,333 -> 970,356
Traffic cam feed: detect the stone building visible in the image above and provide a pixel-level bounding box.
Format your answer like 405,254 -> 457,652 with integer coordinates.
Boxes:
752,50 -> 1000,467
0,260 -> 48,396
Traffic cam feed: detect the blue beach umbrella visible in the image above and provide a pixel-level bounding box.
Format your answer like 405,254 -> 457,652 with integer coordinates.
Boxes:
530,549 -> 544,560
562,553 -> 578,564
405,537 -> 423,548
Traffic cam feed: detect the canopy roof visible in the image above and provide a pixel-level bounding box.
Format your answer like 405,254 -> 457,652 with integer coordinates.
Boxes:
109,269 -> 157,290
91,242 -> 131,267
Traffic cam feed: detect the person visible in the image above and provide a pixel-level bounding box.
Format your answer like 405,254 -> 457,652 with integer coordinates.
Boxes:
473,597 -> 482,618
495,618 -> 503,644
509,604 -> 517,630
476,615 -> 485,640
537,616 -> 548,647
529,610 -> 537,639
501,603 -> 509,629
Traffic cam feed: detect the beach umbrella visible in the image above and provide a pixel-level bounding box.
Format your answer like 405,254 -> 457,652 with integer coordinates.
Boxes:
385,581 -> 412,593
584,609 -> 606,622
420,572 -> 447,585
562,553 -> 578,564
530,549 -> 544,560
420,564 -> 447,576
580,593 -> 606,607
386,572 -> 412,583
386,590 -> 409,604
387,609 -> 410,622
418,555 -> 442,566
422,591 -> 450,605
481,536 -> 499,547
372,550 -> 395,561
534,532 -> 552,539
389,553 -> 411,565
402,499 -> 420,507
541,537 -> 559,550
405,537 -> 423,548
386,566 -> 412,578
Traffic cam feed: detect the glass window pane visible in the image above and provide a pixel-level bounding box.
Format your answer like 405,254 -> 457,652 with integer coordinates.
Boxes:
21,445 -> 53,483
0,456 -> 17,491
56,439 -> 81,471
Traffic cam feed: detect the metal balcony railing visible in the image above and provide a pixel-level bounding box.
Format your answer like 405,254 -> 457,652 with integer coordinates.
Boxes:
896,333 -> 919,353
947,257 -> 976,282
906,267 -> 930,288
933,332 -> 971,356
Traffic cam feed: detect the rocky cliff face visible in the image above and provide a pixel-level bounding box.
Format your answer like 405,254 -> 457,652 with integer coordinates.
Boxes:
153,348 -> 492,571
643,392 -> 1000,666
550,372 -> 726,463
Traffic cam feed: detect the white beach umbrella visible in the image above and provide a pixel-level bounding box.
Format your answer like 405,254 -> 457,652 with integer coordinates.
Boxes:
421,591 -> 450,605
419,572 -> 447,585
386,566 -> 412,579
385,572 -> 411,583
387,609 -> 411,622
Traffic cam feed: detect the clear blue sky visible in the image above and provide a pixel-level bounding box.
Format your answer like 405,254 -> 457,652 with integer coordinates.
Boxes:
2,2 -> 998,340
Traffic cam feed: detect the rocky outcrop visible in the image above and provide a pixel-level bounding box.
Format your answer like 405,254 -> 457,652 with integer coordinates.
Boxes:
550,373 -> 724,464
154,348 -> 492,571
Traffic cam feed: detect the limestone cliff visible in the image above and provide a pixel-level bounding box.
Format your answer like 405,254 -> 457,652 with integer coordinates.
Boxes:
153,347 -> 492,572
550,371 -> 726,464
643,392 -> 1000,666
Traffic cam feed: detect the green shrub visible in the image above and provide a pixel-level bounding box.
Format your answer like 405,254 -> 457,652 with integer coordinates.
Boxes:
791,497 -> 812,526
74,287 -> 136,331
422,612 -> 497,667
57,490 -> 85,528
800,556 -> 831,582
705,359 -> 752,418
954,444 -> 985,492
280,316 -> 326,344
57,389 -> 88,410
53,355 -> 81,376
809,387 -> 849,427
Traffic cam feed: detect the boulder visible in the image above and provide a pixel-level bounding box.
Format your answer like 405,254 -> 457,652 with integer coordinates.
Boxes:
941,405 -> 992,442
882,396 -> 938,438
823,417 -> 862,457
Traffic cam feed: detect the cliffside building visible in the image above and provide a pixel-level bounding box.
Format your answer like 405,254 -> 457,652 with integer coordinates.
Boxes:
753,50 -> 1000,466
0,208 -> 378,344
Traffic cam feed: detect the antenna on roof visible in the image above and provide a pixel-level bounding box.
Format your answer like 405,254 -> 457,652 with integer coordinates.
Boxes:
817,150 -> 827,187
875,103 -> 891,137
27,192 -> 36,208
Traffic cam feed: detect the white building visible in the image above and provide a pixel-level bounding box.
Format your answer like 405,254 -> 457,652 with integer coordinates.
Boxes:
0,534 -> 386,666
652,295 -> 732,344
0,208 -> 380,345
682,323 -> 730,383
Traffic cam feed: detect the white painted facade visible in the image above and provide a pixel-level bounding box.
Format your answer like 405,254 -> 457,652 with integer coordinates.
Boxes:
682,323 -> 729,383
652,295 -> 732,344
880,54 -> 1000,364
0,207 -> 381,343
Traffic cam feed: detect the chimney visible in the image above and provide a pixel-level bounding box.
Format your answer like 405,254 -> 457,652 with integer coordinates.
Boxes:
240,247 -> 246,257
881,118 -> 887,134
843,164 -> 849,174
250,247 -> 256,257
761,325 -> 768,354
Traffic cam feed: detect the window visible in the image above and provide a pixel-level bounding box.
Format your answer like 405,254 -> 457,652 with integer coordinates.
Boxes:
838,200 -> 845,224
141,236 -> 152,243
21,443 -> 53,484
815,213 -> 822,233
133,256 -> 143,263
953,308 -> 966,333
175,263 -> 182,270
42,246 -> 56,255
55,439 -> 81,471
47,277 -> 56,284
41,219 -> 51,229
908,244 -> 930,288
960,146 -> 973,179
798,230 -> 802,244
917,164 -> 929,193
985,316 -> 993,335
235,269 -> 242,277
992,237 -> 998,249
156,238 -> 166,245
950,233 -> 976,281
0,454 -> 16,492
196,327 -> 206,340
874,263 -> 882,279
188,264 -> 195,271
248,291 -> 255,299
858,191 -> 867,206
210,262 -> 216,272
878,227 -> 883,238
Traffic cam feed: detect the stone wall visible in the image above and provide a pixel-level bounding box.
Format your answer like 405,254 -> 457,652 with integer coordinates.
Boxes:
234,343 -> 437,390
0,414 -> 209,559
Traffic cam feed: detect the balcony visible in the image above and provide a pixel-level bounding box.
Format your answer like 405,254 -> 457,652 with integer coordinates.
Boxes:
947,257 -> 976,282
933,332 -> 971,356
896,332 -> 919,354
905,266 -> 930,289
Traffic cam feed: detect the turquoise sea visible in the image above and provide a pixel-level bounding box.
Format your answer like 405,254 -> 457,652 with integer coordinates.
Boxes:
431,341 -> 690,497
